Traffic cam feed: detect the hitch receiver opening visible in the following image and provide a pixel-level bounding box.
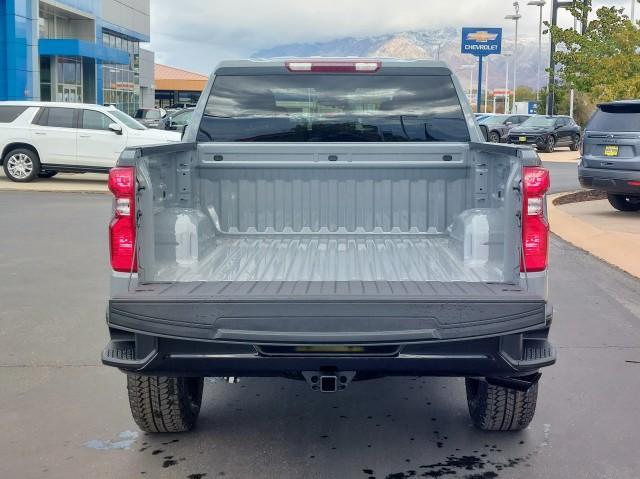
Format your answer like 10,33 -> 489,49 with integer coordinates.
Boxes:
302,371 -> 356,393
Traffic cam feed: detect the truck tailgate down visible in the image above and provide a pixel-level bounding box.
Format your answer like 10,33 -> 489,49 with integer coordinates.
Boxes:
109,281 -> 546,344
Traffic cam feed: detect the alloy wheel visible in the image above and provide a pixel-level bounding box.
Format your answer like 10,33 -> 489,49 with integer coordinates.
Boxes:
6,153 -> 33,180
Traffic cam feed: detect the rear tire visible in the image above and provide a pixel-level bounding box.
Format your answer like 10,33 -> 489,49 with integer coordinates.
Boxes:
127,374 -> 204,433
569,134 -> 580,151
465,378 -> 538,431
607,194 -> 640,212
542,136 -> 556,153
3,148 -> 40,182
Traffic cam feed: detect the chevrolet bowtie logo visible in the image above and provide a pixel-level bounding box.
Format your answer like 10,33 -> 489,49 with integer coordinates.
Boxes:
467,31 -> 498,42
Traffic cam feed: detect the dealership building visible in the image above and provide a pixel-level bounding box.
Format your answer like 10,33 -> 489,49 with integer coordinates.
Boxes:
0,0 -> 154,115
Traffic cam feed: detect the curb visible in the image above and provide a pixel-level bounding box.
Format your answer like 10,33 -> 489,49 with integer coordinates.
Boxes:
0,175 -> 108,194
548,192 -> 640,278
0,186 -> 108,194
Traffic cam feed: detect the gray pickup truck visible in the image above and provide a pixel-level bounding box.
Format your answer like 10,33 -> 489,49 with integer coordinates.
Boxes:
102,59 -> 555,434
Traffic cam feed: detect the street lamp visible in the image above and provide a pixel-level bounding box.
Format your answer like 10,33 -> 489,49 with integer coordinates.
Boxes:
528,0 -> 546,102
505,2 -> 522,113
547,0 -> 574,115
460,64 -> 475,105
502,51 -> 513,113
484,56 -> 490,113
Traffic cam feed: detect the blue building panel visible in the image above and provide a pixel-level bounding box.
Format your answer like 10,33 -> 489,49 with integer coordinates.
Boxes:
1,0 -> 39,100
39,39 -> 130,64
0,0 -> 149,102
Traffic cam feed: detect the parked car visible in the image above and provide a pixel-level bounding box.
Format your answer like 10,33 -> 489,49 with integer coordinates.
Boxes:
579,100 -> 640,211
0,102 -> 180,182
156,107 -> 194,132
508,115 -> 581,152
479,114 -> 531,143
103,59 -> 555,434
134,107 -> 167,128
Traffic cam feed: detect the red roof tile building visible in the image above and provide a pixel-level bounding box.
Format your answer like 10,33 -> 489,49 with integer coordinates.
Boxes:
154,64 -> 208,108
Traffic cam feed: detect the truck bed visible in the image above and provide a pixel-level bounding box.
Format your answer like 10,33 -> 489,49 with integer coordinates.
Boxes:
155,235 -> 504,283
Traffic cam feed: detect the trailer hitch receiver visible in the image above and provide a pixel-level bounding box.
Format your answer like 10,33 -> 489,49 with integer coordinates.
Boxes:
302,371 -> 356,393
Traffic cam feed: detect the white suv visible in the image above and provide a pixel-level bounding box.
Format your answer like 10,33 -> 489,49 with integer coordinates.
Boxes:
0,102 -> 181,182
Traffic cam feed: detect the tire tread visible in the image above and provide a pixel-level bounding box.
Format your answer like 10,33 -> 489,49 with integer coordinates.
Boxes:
126,374 -> 203,433
466,378 -> 538,431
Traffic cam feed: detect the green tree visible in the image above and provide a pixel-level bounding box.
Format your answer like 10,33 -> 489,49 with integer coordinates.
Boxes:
537,86 -> 569,115
548,3 -> 640,103
536,86 -> 595,126
515,86 -> 536,101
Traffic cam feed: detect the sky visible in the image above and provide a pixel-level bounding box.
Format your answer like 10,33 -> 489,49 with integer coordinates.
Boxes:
148,0 -> 634,74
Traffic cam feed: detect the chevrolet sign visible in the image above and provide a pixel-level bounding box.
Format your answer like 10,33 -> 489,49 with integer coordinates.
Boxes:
461,27 -> 502,56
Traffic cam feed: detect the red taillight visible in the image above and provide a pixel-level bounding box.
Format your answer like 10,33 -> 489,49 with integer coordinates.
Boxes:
627,181 -> 640,187
108,167 -> 137,272
285,60 -> 381,73
521,166 -> 550,273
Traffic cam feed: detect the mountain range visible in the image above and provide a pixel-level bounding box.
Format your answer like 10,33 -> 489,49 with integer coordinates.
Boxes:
252,28 -> 551,95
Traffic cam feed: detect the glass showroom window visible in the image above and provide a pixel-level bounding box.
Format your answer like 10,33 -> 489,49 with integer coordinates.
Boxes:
56,56 -> 82,103
102,30 -> 140,116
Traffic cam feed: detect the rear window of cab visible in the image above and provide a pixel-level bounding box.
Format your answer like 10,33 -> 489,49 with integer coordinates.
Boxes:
197,74 -> 470,143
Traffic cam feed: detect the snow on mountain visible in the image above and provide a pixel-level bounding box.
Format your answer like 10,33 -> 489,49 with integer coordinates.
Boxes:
252,28 -> 549,92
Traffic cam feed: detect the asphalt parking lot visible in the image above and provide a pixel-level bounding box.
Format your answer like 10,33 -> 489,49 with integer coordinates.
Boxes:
1,190 -> 640,479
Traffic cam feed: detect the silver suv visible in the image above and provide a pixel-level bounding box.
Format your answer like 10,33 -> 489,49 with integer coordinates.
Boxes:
579,101 -> 640,211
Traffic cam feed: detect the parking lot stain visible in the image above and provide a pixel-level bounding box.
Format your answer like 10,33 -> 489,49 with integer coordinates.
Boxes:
162,459 -> 178,468
360,450 -> 538,479
84,430 -> 139,450
187,474 -> 207,479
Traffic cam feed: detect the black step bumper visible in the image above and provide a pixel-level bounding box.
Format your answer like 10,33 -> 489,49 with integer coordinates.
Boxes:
102,331 -> 555,378
103,281 -> 554,378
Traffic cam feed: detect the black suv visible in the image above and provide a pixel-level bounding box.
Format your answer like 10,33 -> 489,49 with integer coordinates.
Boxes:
579,101 -> 640,211
508,115 -> 581,153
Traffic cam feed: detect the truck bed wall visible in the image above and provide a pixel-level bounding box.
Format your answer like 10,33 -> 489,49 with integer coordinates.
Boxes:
135,143 -> 522,284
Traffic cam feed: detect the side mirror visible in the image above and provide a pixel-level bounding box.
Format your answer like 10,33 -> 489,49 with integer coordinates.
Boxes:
505,121 -> 513,126
479,124 -> 489,142
109,123 -> 123,135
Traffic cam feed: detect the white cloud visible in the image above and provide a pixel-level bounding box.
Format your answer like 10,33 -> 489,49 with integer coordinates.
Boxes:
147,0 -> 634,73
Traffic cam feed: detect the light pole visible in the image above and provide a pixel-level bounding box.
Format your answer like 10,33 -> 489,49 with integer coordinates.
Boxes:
484,57 -> 490,113
460,64 -> 475,106
528,1 -> 546,102
547,0 -> 574,115
505,2 -> 522,113
503,52 -> 512,113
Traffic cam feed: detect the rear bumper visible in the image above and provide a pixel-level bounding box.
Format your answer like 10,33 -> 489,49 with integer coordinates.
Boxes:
103,281 -> 554,378
102,329 -> 555,378
579,166 -> 640,195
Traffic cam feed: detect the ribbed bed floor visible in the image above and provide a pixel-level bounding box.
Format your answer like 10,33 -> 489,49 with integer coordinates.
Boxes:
155,236 -> 503,283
